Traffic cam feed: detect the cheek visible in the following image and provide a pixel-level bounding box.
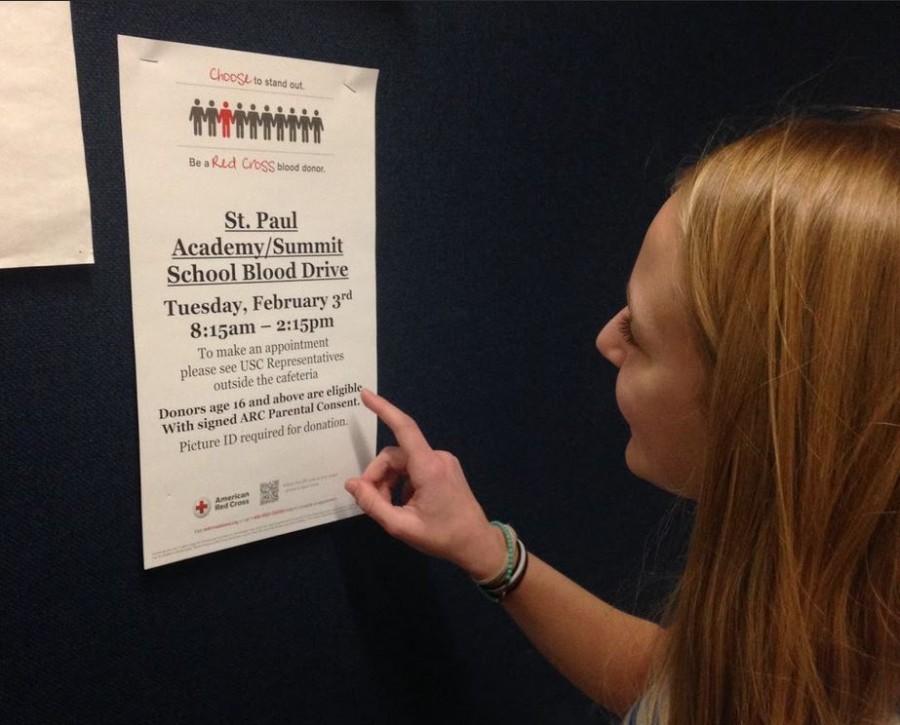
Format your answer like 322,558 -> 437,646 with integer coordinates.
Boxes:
613,354 -> 707,495
614,368 -> 638,425
615,363 -> 668,435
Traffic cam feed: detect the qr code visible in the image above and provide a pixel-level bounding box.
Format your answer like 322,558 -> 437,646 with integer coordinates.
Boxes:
260,480 -> 279,505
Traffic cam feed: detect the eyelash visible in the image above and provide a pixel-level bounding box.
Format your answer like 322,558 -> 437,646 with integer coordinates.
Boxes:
618,313 -> 636,345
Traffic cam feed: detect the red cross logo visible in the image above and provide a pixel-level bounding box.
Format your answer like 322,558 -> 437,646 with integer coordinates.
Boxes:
193,498 -> 211,518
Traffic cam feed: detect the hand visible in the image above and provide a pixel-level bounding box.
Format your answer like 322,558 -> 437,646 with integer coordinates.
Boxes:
345,389 -> 507,580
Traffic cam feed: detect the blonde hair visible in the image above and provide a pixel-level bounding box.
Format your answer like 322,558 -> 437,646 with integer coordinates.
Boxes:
638,112 -> 900,724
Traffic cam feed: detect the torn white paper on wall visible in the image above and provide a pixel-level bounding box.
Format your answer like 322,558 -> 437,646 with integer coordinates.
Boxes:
0,1 -> 94,269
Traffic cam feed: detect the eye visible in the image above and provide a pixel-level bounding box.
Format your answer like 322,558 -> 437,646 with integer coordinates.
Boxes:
618,313 -> 636,345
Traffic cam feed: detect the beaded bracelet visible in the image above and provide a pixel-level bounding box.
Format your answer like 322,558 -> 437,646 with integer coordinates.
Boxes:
473,521 -> 517,587
480,539 -> 528,603
473,521 -> 529,603
502,541 -> 529,598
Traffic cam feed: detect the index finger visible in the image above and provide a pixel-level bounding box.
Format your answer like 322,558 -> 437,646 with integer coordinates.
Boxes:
361,389 -> 432,454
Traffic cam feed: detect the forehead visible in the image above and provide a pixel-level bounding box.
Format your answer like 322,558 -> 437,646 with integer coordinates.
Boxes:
630,196 -> 688,344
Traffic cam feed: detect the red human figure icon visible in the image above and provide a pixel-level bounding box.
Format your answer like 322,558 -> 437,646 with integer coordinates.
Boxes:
219,101 -> 234,138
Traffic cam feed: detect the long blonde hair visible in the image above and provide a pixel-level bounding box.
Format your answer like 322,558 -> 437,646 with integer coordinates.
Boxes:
639,112 -> 900,724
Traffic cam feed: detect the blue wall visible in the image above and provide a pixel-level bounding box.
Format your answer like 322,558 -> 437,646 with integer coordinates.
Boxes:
2,3 -> 897,723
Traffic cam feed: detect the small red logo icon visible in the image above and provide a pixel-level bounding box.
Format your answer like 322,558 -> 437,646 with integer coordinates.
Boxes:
193,498 -> 211,518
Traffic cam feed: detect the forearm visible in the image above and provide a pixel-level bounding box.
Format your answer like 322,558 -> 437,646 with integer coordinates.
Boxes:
345,391 -> 662,714
499,553 -> 663,716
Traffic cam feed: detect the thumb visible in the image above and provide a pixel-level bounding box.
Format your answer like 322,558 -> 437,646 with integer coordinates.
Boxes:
346,477 -> 405,534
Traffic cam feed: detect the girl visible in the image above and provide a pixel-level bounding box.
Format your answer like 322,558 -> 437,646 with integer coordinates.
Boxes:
345,111 -> 899,724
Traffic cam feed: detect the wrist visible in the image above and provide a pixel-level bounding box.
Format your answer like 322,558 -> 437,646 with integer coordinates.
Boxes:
459,524 -> 509,581
470,523 -> 529,604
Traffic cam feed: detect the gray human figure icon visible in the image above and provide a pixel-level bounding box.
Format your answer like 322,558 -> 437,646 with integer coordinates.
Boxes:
286,107 -> 299,142
299,108 -> 311,143
233,102 -> 247,139
189,99 -> 204,136
311,109 -> 324,144
247,103 -> 260,140
274,106 -> 286,142
205,100 -> 219,137
260,104 -> 274,141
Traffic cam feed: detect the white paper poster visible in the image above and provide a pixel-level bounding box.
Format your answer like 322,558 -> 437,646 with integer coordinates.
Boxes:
118,35 -> 378,568
0,1 -> 93,269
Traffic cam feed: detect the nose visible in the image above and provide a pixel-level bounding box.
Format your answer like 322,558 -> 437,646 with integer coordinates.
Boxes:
596,308 -> 627,368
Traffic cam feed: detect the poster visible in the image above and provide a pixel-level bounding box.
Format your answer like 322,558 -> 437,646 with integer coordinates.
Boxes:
118,35 -> 378,568
0,1 -> 93,269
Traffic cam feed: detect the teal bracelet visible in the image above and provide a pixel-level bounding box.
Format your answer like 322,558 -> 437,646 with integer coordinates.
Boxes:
481,539 -> 528,604
473,521 -> 521,602
473,521 -> 517,587
480,539 -> 528,603
491,520 -> 515,585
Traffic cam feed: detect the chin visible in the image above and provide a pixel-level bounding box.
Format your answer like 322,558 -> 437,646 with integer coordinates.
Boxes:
623,437 -> 646,479
624,438 -> 669,492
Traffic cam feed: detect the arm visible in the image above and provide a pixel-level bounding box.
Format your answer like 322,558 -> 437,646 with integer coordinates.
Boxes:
345,389 -> 662,716
501,553 -> 663,715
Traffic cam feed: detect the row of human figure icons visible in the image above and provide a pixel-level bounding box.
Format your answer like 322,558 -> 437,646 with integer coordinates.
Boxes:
189,99 -> 325,143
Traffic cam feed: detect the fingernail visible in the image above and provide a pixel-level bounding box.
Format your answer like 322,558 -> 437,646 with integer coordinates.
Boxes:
345,479 -> 358,494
